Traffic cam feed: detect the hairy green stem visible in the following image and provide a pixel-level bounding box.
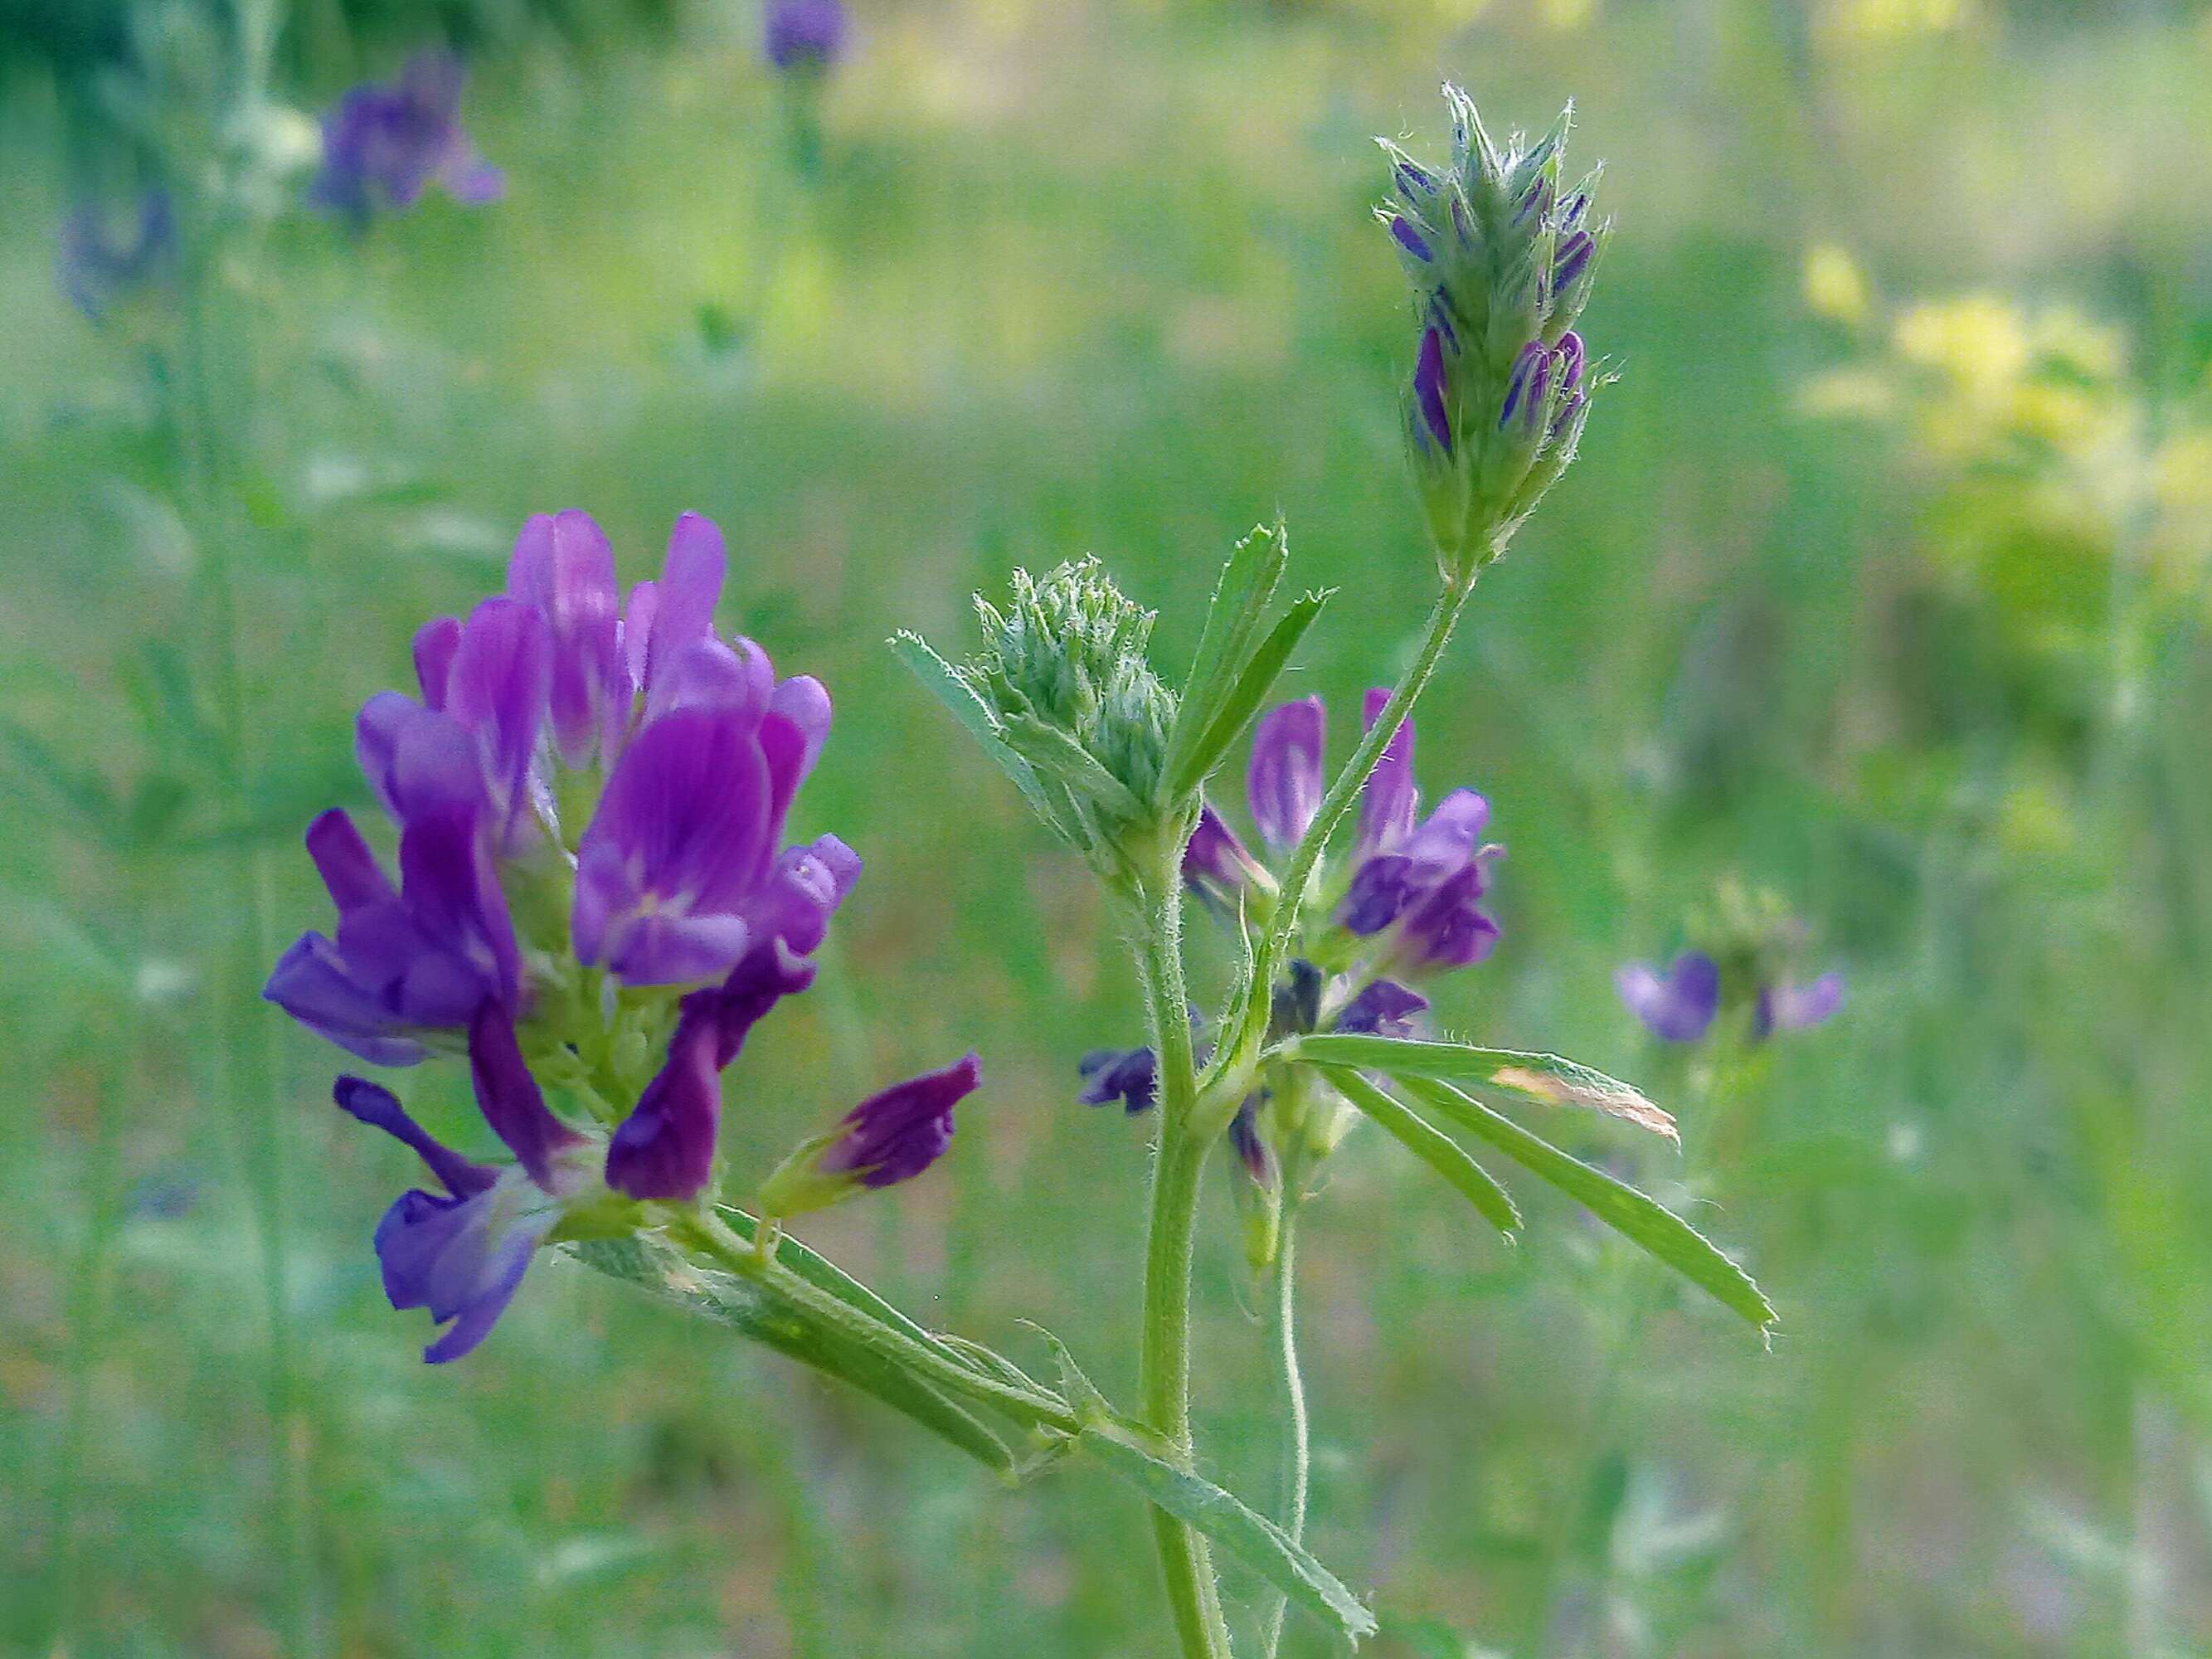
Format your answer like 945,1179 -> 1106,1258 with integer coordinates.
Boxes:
1259,1199 -> 1310,1659
1225,577 -> 1476,1071
1135,878 -> 1238,1659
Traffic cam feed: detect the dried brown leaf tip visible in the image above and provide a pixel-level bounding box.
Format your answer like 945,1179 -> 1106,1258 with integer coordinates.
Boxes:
1490,1063 -> 1678,1143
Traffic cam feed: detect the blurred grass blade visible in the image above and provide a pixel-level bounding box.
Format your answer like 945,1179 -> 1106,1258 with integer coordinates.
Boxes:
1163,521 -> 1288,789
1166,588 -> 1332,801
570,1235 -> 1016,1472
1398,1079 -> 1775,1333
1291,1034 -> 1675,1141
1322,1066 -> 1520,1233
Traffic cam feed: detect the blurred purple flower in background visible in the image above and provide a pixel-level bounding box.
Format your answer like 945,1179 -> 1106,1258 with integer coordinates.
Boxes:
1616,947 -> 1843,1044
268,508 -> 968,1359
764,0 -> 850,73
310,51 -> 503,224
57,190 -> 176,319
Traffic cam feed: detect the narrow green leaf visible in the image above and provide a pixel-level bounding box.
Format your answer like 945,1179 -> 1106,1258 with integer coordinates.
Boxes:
891,631 -> 1089,846
1163,522 -> 1288,787
1398,1079 -> 1776,1333
570,1235 -> 1017,1471
1323,1067 -> 1520,1233
1075,1418 -> 1378,1644
1290,1034 -> 1675,1141
1167,588 -> 1332,800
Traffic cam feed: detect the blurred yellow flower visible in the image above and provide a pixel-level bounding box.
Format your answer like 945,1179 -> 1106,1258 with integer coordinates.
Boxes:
1803,244 -> 1872,327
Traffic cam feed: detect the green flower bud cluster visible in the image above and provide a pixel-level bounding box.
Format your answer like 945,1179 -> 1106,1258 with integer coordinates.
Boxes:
1381,86 -> 1612,580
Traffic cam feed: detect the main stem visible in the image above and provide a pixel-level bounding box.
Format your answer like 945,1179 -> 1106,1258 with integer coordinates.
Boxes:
1135,875 -> 1237,1659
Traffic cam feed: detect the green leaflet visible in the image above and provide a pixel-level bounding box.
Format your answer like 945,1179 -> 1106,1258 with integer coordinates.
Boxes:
888,630 -> 1077,841
569,1234 -> 1017,1472
1162,521 -> 1289,792
1028,1326 -> 1378,1646
1289,1034 -> 1676,1141
1322,1067 -> 1521,1234
1397,1078 -> 1777,1334
1167,588 -> 1333,802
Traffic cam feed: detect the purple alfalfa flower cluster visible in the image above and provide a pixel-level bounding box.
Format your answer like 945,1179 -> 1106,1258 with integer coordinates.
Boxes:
764,0 -> 851,74
309,51 -> 503,226
1616,878 -> 1844,1045
1380,89 -> 1609,581
1084,688 -> 1500,1235
265,510 -> 976,1361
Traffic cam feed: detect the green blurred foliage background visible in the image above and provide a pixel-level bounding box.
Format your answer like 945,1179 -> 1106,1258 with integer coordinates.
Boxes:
5,0 -> 2212,1653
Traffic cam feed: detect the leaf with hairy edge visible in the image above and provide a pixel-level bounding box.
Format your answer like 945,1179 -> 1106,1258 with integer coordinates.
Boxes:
570,1235 -> 1016,1472
1323,1067 -> 1521,1233
889,631 -> 1072,836
1163,521 -> 1288,791
1398,1079 -> 1777,1334
1168,589 -> 1333,802
1290,1034 -> 1675,1141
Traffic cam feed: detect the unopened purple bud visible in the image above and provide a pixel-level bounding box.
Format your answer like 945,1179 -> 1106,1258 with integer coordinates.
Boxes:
1394,161 -> 1437,197
1414,327 -> 1452,456
1184,805 -> 1262,908
1390,216 -> 1434,262
1549,391 -> 1587,444
1499,340 -> 1552,435
1228,1099 -> 1276,1185
1514,173 -> 1554,225
1558,192 -> 1589,233
1450,192 -> 1475,249
1553,231 -> 1594,293
1553,331 -> 1586,397
1077,1045 -> 1157,1114
1247,698 -> 1326,854
1270,959 -> 1324,1038
828,1053 -> 978,1189
1334,979 -> 1429,1038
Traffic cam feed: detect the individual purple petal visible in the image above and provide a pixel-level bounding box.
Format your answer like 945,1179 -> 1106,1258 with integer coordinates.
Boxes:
572,707 -> 775,985
693,940 -> 819,1068
1553,230 -> 1594,293
1247,697 -> 1326,854
605,1001 -> 722,1200
372,1179 -> 552,1364
392,804 -> 521,1010
306,809 -> 395,917
823,1053 -> 978,1189
643,513 -> 727,698
508,510 -> 622,768
466,1001 -> 581,1188
1390,216 -> 1433,262
1339,854 -> 1416,936
1615,951 -> 1720,1043
1414,326 -> 1452,455
1078,1045 -> 1157,1114
1356,688 -> 1417,856
644,635 -> 774,726
768,674 -> 832,778
355,694 -> 483,825
1393,865 -> 1500,971
1553,330 -> 1586,397
1762,971 -> 1845,1034
1399,790 -> 1493,883
746,834 -> 862,956
263,934 -> 428,1067
412,616 -> 461,711
1334,979 -> 1429,1038
333,1075 -> 495,1198
620,580 -> 659,699
443,596 -> 549,844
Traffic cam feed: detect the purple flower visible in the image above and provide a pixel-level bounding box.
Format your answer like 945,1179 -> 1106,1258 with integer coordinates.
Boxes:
1335,979 -> 1428,1038
1247,697 -> 1325,854
311,51 -> 503,225
333,1002 -> 590,1363
765,0 -> 850,72
1615,952 -> 1722,1044
1183,805 -> 1264,910
1078,1045 -> 1158,1114
1756,972 -> 1845,1037
57,190 -> 176,319
826,1053 -> 979,1188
